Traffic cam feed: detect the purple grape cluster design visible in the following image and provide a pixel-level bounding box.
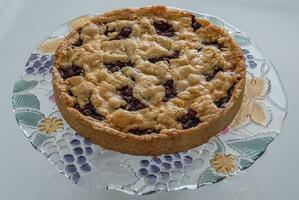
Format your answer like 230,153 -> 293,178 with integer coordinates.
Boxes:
25,53 -> 54,75
242,49 -> 257,68
137,152 -> 195,189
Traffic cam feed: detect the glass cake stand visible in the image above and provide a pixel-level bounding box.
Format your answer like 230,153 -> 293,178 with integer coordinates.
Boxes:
12,8 -> 287,196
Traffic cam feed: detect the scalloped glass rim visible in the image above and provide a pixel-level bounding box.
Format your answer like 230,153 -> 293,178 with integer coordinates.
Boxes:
12,8 -> 288,196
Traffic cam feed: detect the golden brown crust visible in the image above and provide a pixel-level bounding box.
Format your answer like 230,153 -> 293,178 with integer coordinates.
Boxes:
52,5 -> 245,155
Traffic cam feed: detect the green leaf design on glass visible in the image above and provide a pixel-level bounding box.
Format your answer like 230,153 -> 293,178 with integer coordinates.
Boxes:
199,168 -> 224,185
30,132 -> 51,149
227,136 -> 273,161
13,80 -> 38,93
15,110 -> 44,128
210,137 -> 225,154
12,94 -> 40,110
239,159 -> 253,170
233,33 -> 252,46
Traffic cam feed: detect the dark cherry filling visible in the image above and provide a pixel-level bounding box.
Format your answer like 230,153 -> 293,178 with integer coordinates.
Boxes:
104,61 -> 133,73
214,85 -> 235,108
74,102 -> 104,121
128,128 -> 158,135
119,87 -> 146,111
77,28 -> 83,34
197,47 -> 203,52
112,27 -> 132,40
104,27 -> 115,36
162,79 -> 177,102
191,15 -> 202,31
178,109 -> 200,129
148,51 -> 180,63
153,21 -> 175,37
73,28 -> 83,46
203,41 -> 223,49
67,89 -> 74,97
59,65 -> 85,79
203,66 -> 223,81
73,38 -> 83,47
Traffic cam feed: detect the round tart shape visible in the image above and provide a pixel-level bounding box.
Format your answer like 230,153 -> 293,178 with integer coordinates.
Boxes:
52,6 -> 245,156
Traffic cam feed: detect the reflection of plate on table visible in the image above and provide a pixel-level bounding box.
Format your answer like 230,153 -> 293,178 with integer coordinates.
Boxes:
12,9 -> 287,195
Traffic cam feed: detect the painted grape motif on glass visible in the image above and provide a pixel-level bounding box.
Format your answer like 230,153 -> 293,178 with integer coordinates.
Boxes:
25,53 -> 54,75
12,11 -> 287,195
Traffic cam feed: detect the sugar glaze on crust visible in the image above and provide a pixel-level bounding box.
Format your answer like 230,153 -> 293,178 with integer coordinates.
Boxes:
52,6 -> 245,155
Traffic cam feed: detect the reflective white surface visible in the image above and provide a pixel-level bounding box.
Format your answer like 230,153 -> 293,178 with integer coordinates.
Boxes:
0,0 -> 298,199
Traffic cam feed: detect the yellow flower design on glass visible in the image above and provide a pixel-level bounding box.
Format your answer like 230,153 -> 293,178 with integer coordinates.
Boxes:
210,154 -> 237,174
38,117 -> 64,134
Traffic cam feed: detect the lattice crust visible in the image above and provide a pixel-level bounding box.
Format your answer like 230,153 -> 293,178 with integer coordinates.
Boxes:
53,6 -> 245,136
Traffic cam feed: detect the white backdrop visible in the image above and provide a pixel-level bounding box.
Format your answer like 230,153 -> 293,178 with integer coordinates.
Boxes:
0,0 -> 298,199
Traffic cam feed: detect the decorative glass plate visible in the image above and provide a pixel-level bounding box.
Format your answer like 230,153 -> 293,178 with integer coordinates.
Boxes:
12,9 -> 287,196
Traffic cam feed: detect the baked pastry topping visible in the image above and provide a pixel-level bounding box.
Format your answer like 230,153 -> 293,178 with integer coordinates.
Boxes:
52,6 -> 245,155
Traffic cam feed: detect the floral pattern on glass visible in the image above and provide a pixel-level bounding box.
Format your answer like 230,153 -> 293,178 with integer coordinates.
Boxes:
38,117 -> 64,134
231,75 -> 271,129
210,154 -> 237,175
11,11 -> 287,195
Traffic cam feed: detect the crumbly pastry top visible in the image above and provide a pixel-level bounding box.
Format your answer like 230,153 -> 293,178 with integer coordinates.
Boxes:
53,6 -> 245,135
